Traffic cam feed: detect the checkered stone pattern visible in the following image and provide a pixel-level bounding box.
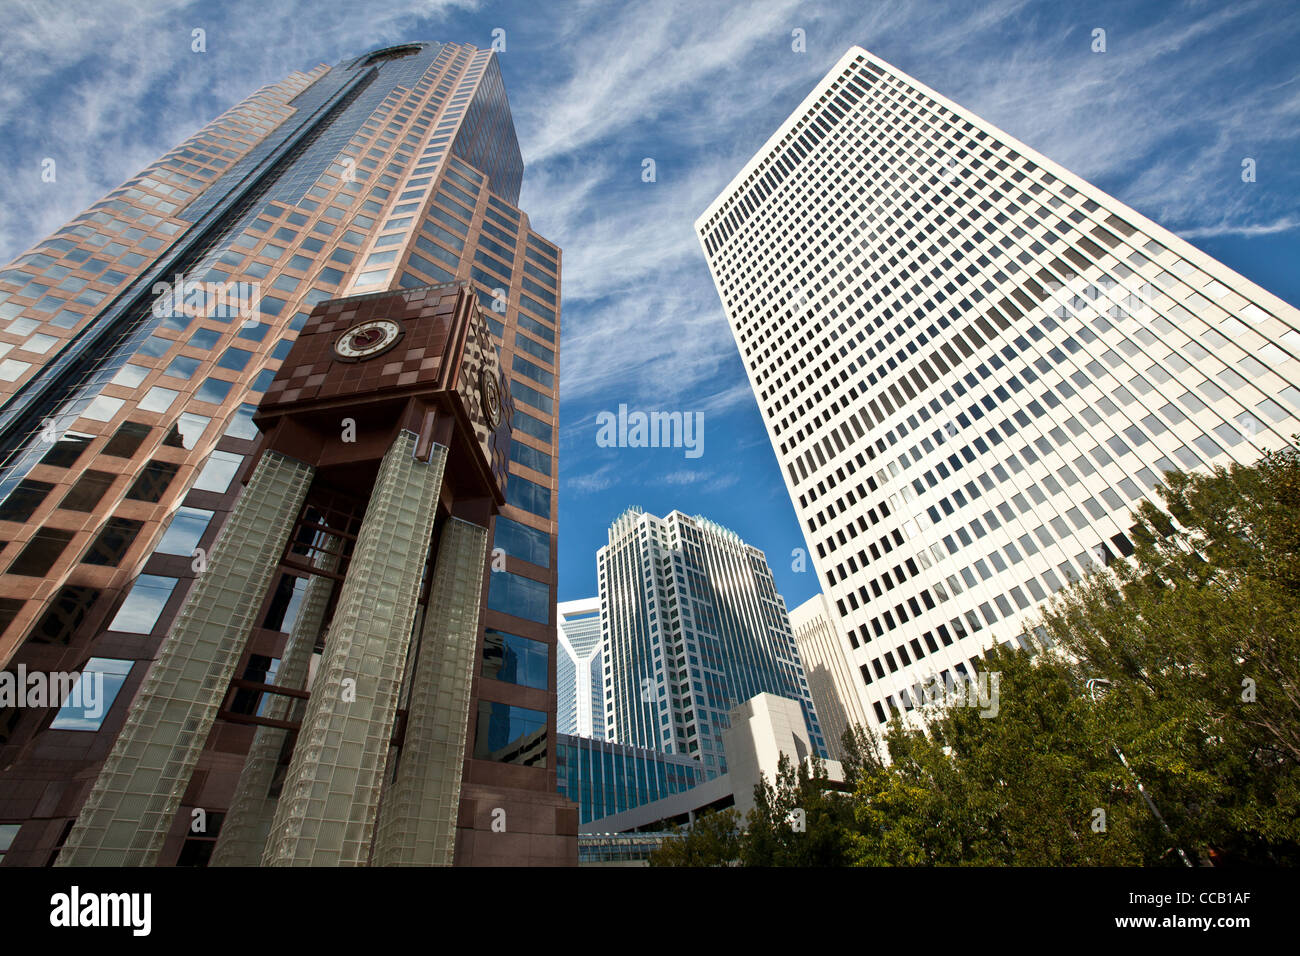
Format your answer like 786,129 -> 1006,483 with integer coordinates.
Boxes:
261,283 -> 468,407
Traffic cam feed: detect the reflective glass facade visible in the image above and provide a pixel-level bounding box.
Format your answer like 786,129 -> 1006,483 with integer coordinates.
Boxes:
0,41 -> 565,866
598,507 -> 826,773
556,733 -> 704,826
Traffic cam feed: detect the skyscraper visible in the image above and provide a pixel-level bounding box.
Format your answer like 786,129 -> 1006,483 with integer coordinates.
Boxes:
597,507 -> 826,772
0,41 -> 569,866
697,46 -> 1300,730
788,592 -> 868,762
557,597 -> 604,739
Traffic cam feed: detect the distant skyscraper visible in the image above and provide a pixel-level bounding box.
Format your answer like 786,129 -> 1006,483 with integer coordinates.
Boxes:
557,597 -> 604,739
597,507 -> 825,772
0,41 -> 568,866
788,592 -> 868,762
697,46 -> 1300,729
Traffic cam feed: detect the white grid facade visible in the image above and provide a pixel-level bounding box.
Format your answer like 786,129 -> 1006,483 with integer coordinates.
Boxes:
697,46 -> 1300,728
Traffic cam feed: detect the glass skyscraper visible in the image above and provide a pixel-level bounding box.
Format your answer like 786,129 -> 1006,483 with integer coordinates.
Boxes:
597,506 -> 826,772
0,41 -> 568,866
697,46 -> 1300,730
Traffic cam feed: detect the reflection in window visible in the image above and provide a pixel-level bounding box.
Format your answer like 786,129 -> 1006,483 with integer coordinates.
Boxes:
126,460 -> 179,502
474,701 -> 547,767
155,507 -> 214,556
224,403 -> 259,440
107,574 -> 178,633
505,474 -> 550,518
482,629 -> 548,689
163,412 -> 210,449
29,585 -> 100,645
49,658 -> 133,731
262,574 -> 309,633
193,450 -> 243,493
492,515 -> 549,568
82,517 -> 144,566
0,823 -> 18,863
486,570 -> 549,624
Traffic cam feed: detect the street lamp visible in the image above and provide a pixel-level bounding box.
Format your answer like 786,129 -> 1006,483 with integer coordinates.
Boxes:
1087,678 -> 1195,867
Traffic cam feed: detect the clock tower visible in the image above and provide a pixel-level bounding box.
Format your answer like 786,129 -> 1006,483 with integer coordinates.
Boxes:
59,282 -> 521,866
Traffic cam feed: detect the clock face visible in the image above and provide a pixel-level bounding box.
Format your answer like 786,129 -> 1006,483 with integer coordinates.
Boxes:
334,320 -> 402,361
481,371 -> 502,428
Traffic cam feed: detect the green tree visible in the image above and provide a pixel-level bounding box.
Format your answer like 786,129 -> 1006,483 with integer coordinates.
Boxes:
741,753 -> 856,866
848,646 -> 1154,865
647,808 -> 742,867
1042,446 -> 1300,863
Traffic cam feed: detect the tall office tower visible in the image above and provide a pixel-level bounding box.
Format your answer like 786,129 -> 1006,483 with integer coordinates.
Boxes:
697,46 -> 1300,730
0,41 -> 569,866
557,597 -> 605,739
789,593 -> 868,762
597,507 -> 826,773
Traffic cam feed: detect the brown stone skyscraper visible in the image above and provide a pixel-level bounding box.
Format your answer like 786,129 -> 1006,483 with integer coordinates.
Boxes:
0,41 -> 570,866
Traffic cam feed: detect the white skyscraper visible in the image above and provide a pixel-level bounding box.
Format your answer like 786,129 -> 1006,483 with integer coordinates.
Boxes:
696,46 -> 1300,729
789,592 -> 869,762
557,597 -> 605,739
597,507 -> 826,772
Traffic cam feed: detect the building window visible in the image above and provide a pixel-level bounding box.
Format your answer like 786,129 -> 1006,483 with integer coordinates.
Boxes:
38,432 -> 93,468
7,528 -> 75,576
28,586 -> 101,646
82,517 -> 144,567
0,824 -> 19,864
155,507 -> 213,556
474,701 -> 547,767
126,460 -> 179,502
482,629 -> 548,689
175,811 -> 225,866
492,515 -> 549,568
193,451 -> 243,493
48,658 -> 133,731
505,474 -> 550,518
101,421 -> 151,458
0,480 -> 54,522
486,570 -> 549,624
58,470 -> 116,512
107,574 -> 178,633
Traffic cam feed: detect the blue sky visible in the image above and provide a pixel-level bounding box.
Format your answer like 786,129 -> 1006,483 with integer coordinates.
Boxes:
1,0 -> 1297,610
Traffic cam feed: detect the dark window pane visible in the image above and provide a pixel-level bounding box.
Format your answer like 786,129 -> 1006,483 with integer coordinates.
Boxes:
126,460 -> 179,502
39,433 -> 93,468
0,480 -> 54,522
101,421 -> 151,458
8,528 -> 75,576
58,471 -> 116,512
0,598 -> 24,639
29,586 -> 100,645
81,517 -> 143,567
